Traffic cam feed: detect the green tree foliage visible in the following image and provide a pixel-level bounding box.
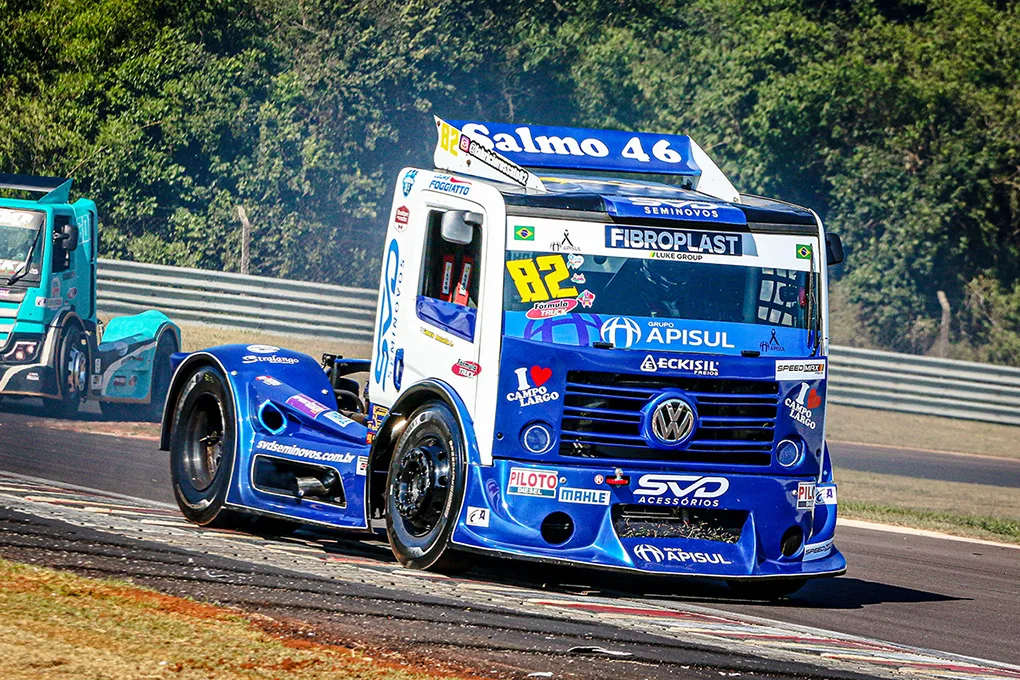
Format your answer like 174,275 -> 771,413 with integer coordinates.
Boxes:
0,0 -> 1017,360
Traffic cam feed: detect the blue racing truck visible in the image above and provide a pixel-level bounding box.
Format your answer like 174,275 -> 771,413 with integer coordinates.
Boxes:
0,175 -> 180,419
159,118 -> 846,596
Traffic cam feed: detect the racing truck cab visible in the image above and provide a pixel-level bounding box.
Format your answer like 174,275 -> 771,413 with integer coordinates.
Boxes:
0,175 -> 179,418
160,119 -> 846,595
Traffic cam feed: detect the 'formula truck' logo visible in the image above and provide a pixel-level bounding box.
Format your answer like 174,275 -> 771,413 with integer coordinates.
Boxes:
634,474 -> 729,507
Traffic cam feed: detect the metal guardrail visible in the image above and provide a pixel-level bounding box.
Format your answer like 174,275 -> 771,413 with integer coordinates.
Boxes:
97,259 -> 1020,426
98,258 -> 378,344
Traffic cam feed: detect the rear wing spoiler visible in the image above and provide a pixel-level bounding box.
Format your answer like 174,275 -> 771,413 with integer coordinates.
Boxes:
0,173 -> 73,204
433,118 -> 739,202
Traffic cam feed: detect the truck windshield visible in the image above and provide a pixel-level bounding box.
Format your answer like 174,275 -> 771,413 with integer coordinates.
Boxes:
503,228 -> 818,355
0,209 -> 44,285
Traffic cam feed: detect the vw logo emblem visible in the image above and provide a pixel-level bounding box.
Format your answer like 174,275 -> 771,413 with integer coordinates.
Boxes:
633,544 -> 665,563
600,316 -> 641,348
651,398 -> 695,444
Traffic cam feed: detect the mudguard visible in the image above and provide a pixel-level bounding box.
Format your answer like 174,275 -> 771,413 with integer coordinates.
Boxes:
162,344 -> 371,530
94,310 -> 180,404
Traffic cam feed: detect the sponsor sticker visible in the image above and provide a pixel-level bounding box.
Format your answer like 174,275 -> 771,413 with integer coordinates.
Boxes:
785,382 -> 821,429
525,299 -> 578,319
256,439 -> 355,464
507,467 -> 558,498
759,329 -> 786,354
451,360 -> 481,378
255,375 -> 283,386
797,482 -> 816,510
356,456 -> 368,476
558,487 -> 611,506
816,485 -> 837,506
606,225 -> 743,256
113,376 -> 126,387
549,230 -> 581,253
428,174 -> 471,196
506,366 -> 559,408
631,544 -> 734,565
804,538 -> 834,561
634,474 -> 729,507
576,289 -> 596,308
466,506 -> 490,527
640,354 -> 719,376
285,394 -> 330,418
243,355 -> 299,365
775,359 -> 826,381
247,345 -> 280,354
421,326 -> 454,346
567,253 -> 584,269
401,169 -> 417,197
323,410 -> 354,428
570,272 -> 586,284
514,225 -> 534,241
395,205 -> 410,224
90,375 -> 101,389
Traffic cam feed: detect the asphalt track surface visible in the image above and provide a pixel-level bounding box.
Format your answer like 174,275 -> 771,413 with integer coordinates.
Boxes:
1,405 -> 1019,676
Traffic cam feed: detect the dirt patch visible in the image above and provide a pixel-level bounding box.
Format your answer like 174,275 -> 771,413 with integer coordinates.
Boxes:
0,558 -> 477,680
23,417 -> 160,440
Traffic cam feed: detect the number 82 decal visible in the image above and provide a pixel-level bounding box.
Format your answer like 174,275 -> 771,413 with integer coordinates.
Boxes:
506,255 -> 578,303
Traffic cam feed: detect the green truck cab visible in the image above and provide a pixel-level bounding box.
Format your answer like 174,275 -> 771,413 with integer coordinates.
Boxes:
0,174 -> 179,419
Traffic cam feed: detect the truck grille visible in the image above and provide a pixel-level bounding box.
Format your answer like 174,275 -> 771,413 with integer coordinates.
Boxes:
612,504 -> 747,543
561,370 -> 777,466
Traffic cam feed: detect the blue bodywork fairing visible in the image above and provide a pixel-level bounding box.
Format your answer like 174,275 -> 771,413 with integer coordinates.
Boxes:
168,345 -> 372,530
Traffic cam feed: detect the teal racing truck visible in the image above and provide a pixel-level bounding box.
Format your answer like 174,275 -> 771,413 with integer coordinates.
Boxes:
0,174 -> 180,419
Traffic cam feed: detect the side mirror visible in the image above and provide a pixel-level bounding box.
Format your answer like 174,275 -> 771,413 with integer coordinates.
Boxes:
441,211 -> 482,245
59,222 -> 79,251
826,232 -> 844,266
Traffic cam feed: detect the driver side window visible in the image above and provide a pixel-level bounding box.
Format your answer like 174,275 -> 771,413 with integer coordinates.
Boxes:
51,215 -> 71,274
420,210 -> 481,308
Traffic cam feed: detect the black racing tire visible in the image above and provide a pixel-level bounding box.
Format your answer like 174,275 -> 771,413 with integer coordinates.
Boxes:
385,400 -> 468,571
728,578 -> 807,600
169,364 -> 238,527
53,325 -> 89,419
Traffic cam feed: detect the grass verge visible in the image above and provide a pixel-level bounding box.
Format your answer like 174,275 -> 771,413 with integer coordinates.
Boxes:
836,469 -> 1020,544
0,558 -> 464,680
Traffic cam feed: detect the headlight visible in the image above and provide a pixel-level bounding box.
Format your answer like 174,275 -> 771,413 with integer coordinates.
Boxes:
776,439 -> 802,467
4,340 -> 40,363
521,422 -> 554,454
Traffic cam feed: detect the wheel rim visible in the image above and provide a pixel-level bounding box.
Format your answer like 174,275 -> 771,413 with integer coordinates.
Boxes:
183,393 -> 224,491
64,334 -> 87,398
393,435 -> 450,537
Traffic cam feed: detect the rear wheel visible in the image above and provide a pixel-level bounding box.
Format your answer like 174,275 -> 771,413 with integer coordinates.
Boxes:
385,401 -> 467,571
53,325 -> 88,419
169,365 -> 237,526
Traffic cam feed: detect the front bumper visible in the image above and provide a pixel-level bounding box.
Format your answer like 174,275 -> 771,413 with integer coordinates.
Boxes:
0,361 -> 57,398
451,459 -> 845,579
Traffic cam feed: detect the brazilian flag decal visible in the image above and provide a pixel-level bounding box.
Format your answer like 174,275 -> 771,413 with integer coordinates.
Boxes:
514,225 -> 535,241
796,244 -> 813,260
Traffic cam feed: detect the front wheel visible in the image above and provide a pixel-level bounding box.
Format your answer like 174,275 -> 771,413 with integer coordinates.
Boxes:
169,365 -> 237,526
53,326 -> 89,419
385,401 -> 467,571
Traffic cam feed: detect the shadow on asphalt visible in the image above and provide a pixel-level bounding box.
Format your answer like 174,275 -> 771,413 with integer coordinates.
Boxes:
296,529 -> 964,609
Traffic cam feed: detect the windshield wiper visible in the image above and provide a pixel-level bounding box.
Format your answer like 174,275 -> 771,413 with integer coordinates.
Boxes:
807,249 -> 821,356
5,233 -> 40,286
